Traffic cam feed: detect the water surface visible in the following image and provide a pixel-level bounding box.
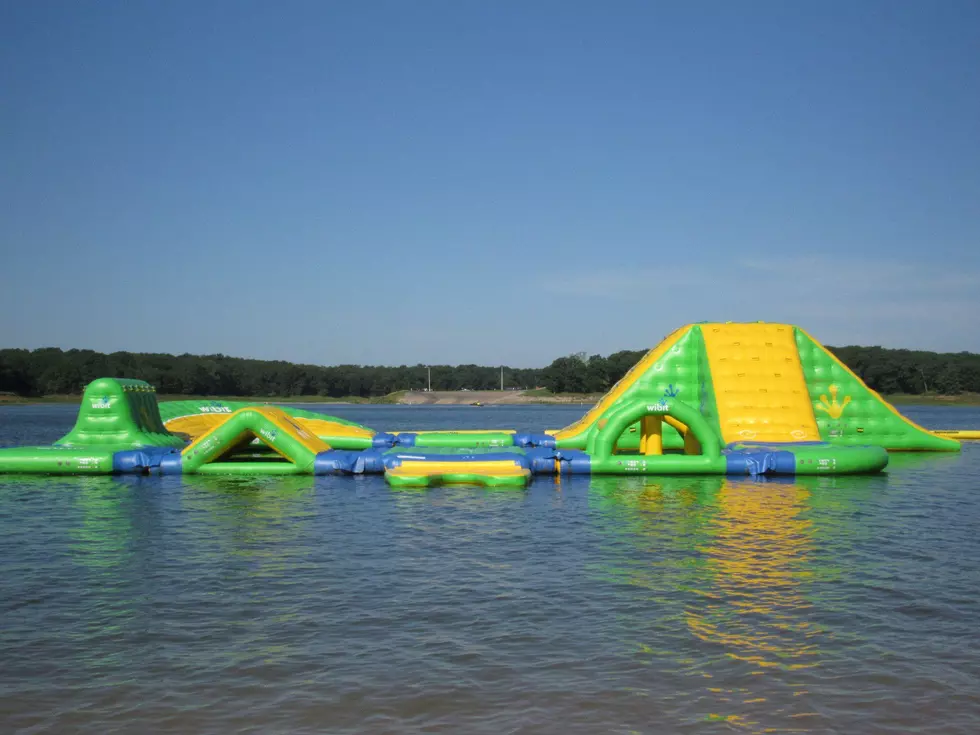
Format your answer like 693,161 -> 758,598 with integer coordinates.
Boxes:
1,404 -> 979,734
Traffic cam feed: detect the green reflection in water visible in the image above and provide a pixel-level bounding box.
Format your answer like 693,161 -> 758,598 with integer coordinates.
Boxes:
178,474 -> 316,575
587,475 -> 724,591
53,475 -> 147,675
0,474 -> 140,577
390,483 -> 530,554
175,474 -> 318,669
390,482 -> 530,498
881,450 -> 964,473
61,476 -> 139,571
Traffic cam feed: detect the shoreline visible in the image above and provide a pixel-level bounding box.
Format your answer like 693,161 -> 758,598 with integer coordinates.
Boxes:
2,390 -> 979,407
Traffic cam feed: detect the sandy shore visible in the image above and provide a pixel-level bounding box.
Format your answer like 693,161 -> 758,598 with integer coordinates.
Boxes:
397,390 -> 601,405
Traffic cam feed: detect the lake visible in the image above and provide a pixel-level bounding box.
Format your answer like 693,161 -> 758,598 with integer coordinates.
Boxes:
1,403 -> 979,734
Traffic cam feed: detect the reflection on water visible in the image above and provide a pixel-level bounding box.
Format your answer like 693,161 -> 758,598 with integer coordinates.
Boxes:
882,450 -> 965,473
174,475 -> 320,673
67,476 -> 142,572
587,476 -> 825,730
689,480 -> 819,729
67,477 -> 148,676
690,480 -> 817,667
1,404 -> 978,734
178,474 -> 316,572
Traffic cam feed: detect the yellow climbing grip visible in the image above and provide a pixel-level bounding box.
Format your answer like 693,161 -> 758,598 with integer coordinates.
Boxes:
701,323 -> 819,443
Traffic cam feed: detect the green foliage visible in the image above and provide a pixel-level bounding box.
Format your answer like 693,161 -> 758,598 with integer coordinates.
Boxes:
542,349 -> 645,394
541,356 -> 586,393
539,344 -> 980,397
0,349 -> 544,399
934,363 -> 964,395
1,342 -> 978,399
827,345 -> 980,395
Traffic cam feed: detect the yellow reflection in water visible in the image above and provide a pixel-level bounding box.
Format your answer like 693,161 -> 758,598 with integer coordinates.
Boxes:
589,476 -> 823,731
689,479 -> 819,729
689,480 -> 816,664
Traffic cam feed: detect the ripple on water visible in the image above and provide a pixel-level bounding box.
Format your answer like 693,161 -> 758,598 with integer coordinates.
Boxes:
1,407 -> 980,733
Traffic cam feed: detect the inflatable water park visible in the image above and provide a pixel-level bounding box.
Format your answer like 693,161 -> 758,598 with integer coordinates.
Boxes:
1,323 -> 975,486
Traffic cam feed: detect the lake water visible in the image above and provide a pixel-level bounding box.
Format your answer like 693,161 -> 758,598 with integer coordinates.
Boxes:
1,404 -> 979,734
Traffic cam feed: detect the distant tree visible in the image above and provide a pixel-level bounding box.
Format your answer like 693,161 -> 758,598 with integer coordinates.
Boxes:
935,363 -> 963,395
0,341 -> 978,399
542,356 -> 587,393
0,349 -> 34,395
584,354 -> 610,393
606,349 -> 646,385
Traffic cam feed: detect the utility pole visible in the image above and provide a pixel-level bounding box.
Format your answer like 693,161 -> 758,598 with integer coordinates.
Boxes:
427,366 -> 431,392
500,366 -> 504,391
917,366 -> 928,393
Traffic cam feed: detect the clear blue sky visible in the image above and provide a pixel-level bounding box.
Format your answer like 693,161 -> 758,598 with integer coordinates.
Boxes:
2,1 -> 978,367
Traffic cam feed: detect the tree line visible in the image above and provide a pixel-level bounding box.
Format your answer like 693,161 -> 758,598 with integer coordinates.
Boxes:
0,347 -> 544,398
0,343 -> 978,398
541,346 -> 980,396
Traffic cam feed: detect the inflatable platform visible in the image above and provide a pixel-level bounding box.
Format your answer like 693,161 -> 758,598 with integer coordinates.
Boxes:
0,323 -> 971,486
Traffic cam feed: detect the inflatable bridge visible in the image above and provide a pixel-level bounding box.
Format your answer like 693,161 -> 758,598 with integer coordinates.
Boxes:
0,323 -> 971,485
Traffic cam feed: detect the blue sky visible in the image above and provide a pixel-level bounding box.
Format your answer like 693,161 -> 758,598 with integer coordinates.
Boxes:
2,1 -> 978,366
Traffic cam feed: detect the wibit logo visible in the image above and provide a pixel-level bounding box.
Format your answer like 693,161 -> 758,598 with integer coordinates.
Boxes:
646,399 -> 671,413
199,401 -> 232,414
817,384 -> 851,419
663,384 -> 680,398
197,437 -> 217,453
260,428 -> 279,443
90,396 -> 112,409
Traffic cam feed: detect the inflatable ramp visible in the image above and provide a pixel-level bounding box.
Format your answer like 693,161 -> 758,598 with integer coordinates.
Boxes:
160,406 -> 331,475
159,400 -> 376,449
551,322 -> 959,452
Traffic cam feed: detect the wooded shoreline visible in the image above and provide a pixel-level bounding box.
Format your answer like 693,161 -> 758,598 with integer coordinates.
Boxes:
3,341 -> 979,400
3,390 -> 978,407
